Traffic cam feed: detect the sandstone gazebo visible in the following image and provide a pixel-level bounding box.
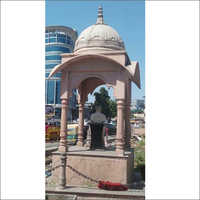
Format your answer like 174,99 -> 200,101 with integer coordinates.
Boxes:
49,6 -> 140,189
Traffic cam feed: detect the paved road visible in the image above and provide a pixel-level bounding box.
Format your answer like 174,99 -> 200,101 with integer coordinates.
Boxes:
46,142 -> 59,150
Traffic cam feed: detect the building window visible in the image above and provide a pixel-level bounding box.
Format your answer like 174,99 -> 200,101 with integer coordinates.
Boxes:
49,33 -> 56,37
45,55 -> 61,61
45,45 -> 70,52
45,80 -> 47,104
55,80 -> 61,104
47,80 -> 55,104
45,64 -> 57,69
57,37 -> 66,43
45,73 -> 61,78
49,38 -> 57,43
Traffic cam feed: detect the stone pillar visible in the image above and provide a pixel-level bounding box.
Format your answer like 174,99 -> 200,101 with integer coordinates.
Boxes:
116,99 -> 125,155
125,102 -> 131,150
58,98 -> 68,152
77,103 -> 84,146
125,81 -> 132,150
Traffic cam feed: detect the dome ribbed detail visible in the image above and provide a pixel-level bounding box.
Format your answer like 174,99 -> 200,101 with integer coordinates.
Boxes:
74,6 -> 125,52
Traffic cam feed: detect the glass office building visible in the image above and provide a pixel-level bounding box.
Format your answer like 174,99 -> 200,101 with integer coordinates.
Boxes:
45,26 -> 78,120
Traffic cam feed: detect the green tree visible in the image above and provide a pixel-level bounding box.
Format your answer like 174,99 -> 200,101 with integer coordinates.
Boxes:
109,100 -> 117,118
93,87 -> 117,119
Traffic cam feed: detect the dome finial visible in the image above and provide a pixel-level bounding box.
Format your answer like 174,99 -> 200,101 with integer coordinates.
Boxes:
96,5 -> 104,24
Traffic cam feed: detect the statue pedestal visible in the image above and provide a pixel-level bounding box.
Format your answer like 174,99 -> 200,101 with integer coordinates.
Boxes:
51,146 -> 134,188
89,123 -> 104,149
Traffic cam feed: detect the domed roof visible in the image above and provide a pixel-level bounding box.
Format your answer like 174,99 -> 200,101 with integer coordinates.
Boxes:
74,6 -> 125,52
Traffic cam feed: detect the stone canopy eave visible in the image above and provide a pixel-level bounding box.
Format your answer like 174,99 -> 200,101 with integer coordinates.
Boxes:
48,53 -> 140,89
126,61 -> 141,89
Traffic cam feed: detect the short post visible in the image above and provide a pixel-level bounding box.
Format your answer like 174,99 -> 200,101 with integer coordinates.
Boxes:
58,153 -> 66,189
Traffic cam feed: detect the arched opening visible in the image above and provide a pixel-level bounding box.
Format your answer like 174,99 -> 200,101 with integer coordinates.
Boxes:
78,77 -> 105,97
76,76 -> 116,122
71,77 -> 106,122
88,85 -> 117,149
74,76 -> 117,149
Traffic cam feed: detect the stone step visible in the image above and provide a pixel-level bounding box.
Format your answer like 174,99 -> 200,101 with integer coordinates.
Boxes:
46,194 -> 143,200
46,187 -> 145,200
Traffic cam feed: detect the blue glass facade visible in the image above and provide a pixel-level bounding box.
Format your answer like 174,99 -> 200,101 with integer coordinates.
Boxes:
45,26 -> 78,119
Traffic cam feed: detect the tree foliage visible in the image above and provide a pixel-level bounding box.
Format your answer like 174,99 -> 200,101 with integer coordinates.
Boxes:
109,100 -> 117,118
93,87 -> 117,119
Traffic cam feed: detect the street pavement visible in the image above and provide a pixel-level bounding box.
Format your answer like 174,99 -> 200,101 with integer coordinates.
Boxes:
46,141 -> 59,150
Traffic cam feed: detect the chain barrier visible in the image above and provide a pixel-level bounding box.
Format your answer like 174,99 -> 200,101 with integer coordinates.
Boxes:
46,164 -> 61,174
66,164 -> 99,184
46,161 -> 61,178
46,162 -> 98,184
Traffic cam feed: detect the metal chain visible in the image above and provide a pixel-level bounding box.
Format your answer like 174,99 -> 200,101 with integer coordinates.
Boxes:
66,164 -> 99,184
46,163 -> 99,184
46,159 -> 99,184
46,164 -> 61,178
46,164 -> 61,173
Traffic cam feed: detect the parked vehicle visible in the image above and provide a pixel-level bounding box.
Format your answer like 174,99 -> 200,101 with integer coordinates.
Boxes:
45,123 -> 60,141
45,122 -> 78,144
104,122 -> 116,135
67,123 -> 78,145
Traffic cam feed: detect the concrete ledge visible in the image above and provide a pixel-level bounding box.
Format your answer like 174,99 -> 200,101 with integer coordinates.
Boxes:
46,147 -> 58,156
46,186 -> 145,199
52,145 -> 133,159
52,150 -> 131,159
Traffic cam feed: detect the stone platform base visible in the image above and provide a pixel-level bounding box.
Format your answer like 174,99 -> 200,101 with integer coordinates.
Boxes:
51,146 -> 134,187
46,186 -> 145,200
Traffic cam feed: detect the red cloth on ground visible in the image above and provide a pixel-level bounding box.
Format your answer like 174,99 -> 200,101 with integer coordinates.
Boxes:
98,181 -> 128,191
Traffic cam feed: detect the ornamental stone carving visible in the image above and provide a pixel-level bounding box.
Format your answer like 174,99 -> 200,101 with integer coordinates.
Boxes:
74,7 -> 125,52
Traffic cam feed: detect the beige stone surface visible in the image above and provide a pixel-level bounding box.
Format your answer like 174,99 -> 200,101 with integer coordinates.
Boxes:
51,149 -> 134,187
46,184 -> 145,200
134,128 -> 145,136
